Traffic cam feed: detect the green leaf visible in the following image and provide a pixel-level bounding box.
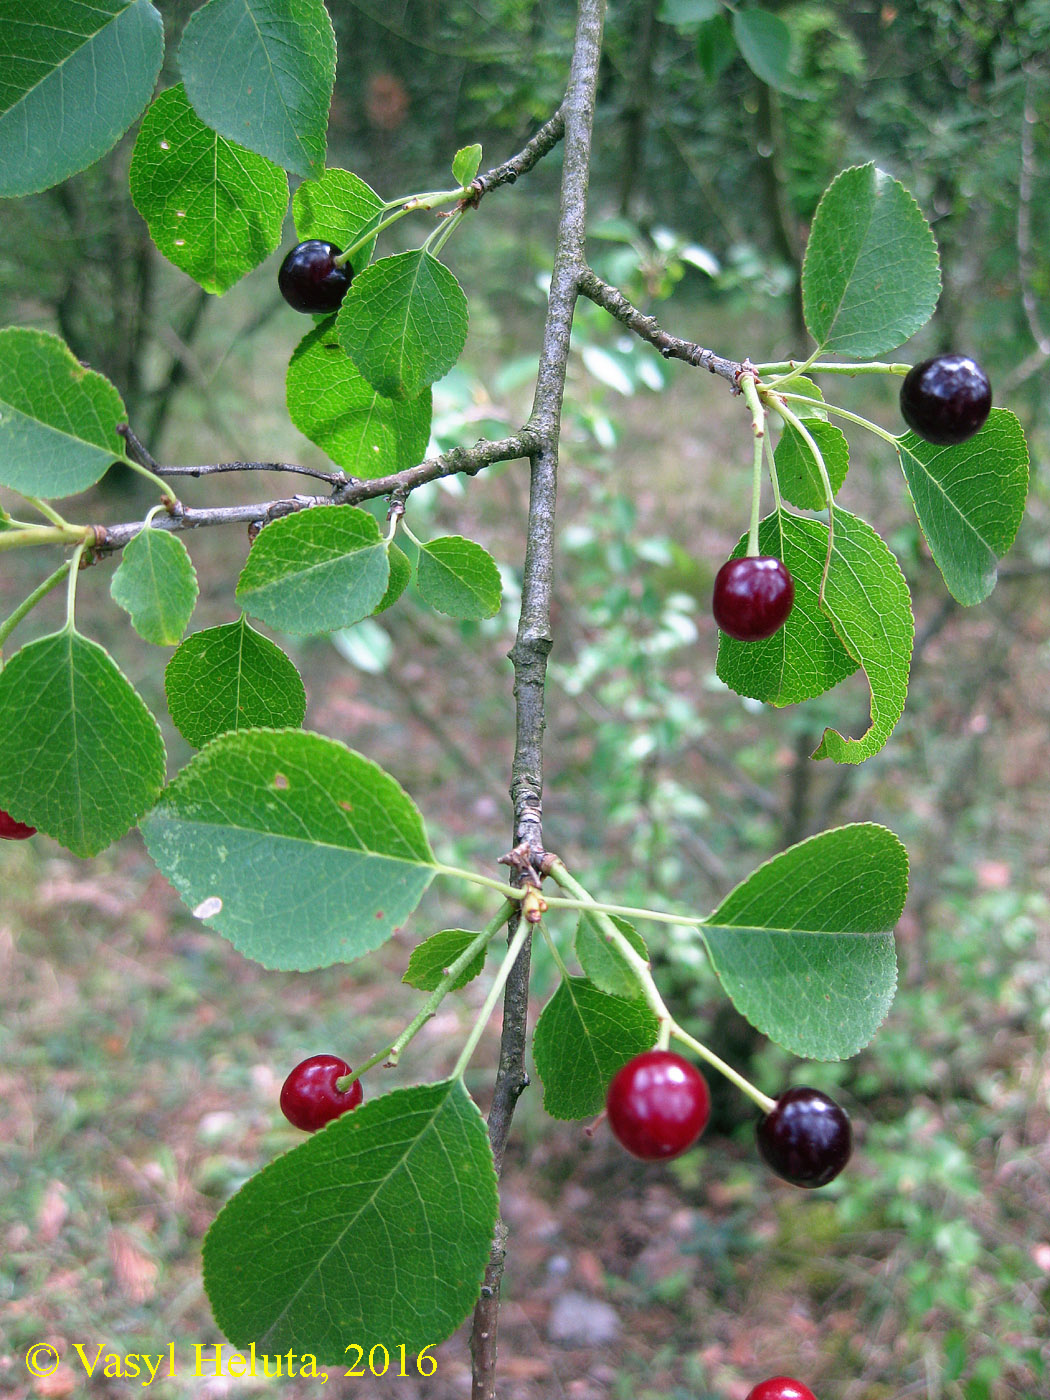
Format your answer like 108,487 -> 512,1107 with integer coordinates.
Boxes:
375,543 -> 412,614
235,505 -> 390,635
403,929 -> 487,992
178,0 -> 335,178
286,319 -> 432,477
0,328 -> 126,497
702,823 -> 905,1059
139,728 -> 435,970
696,14 -> 736,80
660,0 -> 719,23
415,535 -> 502,620
716,513 -> 859,708
732,8 -> 796,92
533,977 -> 659,1120
574,913 -> 649,1001
802,164 -> 941,357
895,409 -> 1029,606
774,376 -> 827,419
292,168 -> 384,275
811,510 -> 914,763
774,417 -> 850,511
203,1079 -> 499,1360
0,0 -> 164,198
129,84 -> 287,295
110,523 -> 199,645
337,250 -> 469,401
0,629 -> 165,857
164,617 -> 306,748
452,142 -> 482,186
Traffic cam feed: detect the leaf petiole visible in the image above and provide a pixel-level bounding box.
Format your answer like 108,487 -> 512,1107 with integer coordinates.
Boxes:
0,560 -> 72,651
450,917 -> 531,1080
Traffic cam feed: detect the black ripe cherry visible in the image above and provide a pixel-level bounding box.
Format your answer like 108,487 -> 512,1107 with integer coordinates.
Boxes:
606,1049 -> 711,1160
745,1378 -> 818,1400
278,240 -> 353,314
713,555 -> 794,642
756,1086 -> 851,1188
280,1054 -> 364,1132
0,809 -> 36,840
899,353 -> 991,445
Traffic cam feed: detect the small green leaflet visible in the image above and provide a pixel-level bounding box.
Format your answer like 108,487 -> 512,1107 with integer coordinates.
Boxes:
164,616 -> 306,748
659,0 -> 719,24
110,523 -> 198,645
812,509 -> 914,763
574,913 -> 649,1001
773,376 -> 827,419
696,13 -> 736,80
452,143 -> 482,186
286,319 -> 432,477
0,0 -> 164,198
716,513 -> 859,708
533,977 -> 659,1120
701,823 -> 905,1059
140,729 -> 435,970
896,409 -> 1028,606
337,250 -> 469,402
292,168 -> 384,275
802,164 -> 940,357
203,1080 -> 499,1360
403,929 -> 488,992
236,505 -> 390,635
0,629 -> 165,857
774,416 -> 850,510
375,543 -> 412,614
129,84 -> 288,295
0,328 -> 127,497
179,0 -> 335,179
415,535 -> 502,620
732,7 -> 798,94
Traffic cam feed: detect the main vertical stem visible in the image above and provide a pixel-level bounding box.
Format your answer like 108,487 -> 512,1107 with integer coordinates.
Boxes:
469,2 -> 607,1395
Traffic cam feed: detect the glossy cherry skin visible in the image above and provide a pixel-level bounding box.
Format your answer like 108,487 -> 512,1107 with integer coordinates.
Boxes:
278,240 -> 353,314
712,555 -> 794,642
606,1050 -> 711,1160
745,1378 -> 818,1400
0,808 -> 36,840
280,1054 -> 364,1132
756,1086 -> 852,1188
899,354 -> 991,445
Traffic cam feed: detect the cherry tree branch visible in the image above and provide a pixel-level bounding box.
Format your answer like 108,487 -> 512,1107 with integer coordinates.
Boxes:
578,266 -> 745,384
471,107 -> 566,202
469,3 -> 606,1398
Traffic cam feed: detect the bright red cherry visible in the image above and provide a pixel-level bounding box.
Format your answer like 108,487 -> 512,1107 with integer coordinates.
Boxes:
278,240 -> 353,314
280,1054 -> 364,1132
756,1086 -> 852,1188
899,354 -> 991,445
712,556 -> 794,642
745,1378 -> 818,1400
0,808 -> 36,840
605,1049 -> 710,1160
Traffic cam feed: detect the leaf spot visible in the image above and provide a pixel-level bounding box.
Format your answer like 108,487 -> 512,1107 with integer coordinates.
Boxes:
272,772 -> 289,790
193,896 -> 223,919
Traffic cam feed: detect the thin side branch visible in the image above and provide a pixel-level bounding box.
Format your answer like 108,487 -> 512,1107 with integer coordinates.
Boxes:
471,108 -> 566,203
578,266 -> 744,385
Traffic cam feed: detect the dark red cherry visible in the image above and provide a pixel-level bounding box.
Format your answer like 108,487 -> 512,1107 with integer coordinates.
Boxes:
899,354 -> 991,445
0,808 -> 36,840
280,1054 -> 364,1132
278,240 -> 353,314
606,1049 -> 711,1160
712,555 -> 794,641
756,1086 -> 851,1188
745,1378 -> 818,1400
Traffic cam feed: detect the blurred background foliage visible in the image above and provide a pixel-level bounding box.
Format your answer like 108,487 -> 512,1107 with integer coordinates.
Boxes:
1,2 -> 1048,1397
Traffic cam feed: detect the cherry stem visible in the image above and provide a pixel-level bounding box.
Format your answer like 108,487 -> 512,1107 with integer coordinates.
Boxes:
764,393 -> 836,601
0,559 -> 71,651
63,539 -> 89,630
778,392 -> 901,446
450,918 -> 531,1080
425,208 -> 467,258
757,359 -> 910,380
546,859 -> 776,1111
739,374 -> 766,556
333,187 -> 471,268
0,523 -> 88,553
337,902 -> 516,1091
